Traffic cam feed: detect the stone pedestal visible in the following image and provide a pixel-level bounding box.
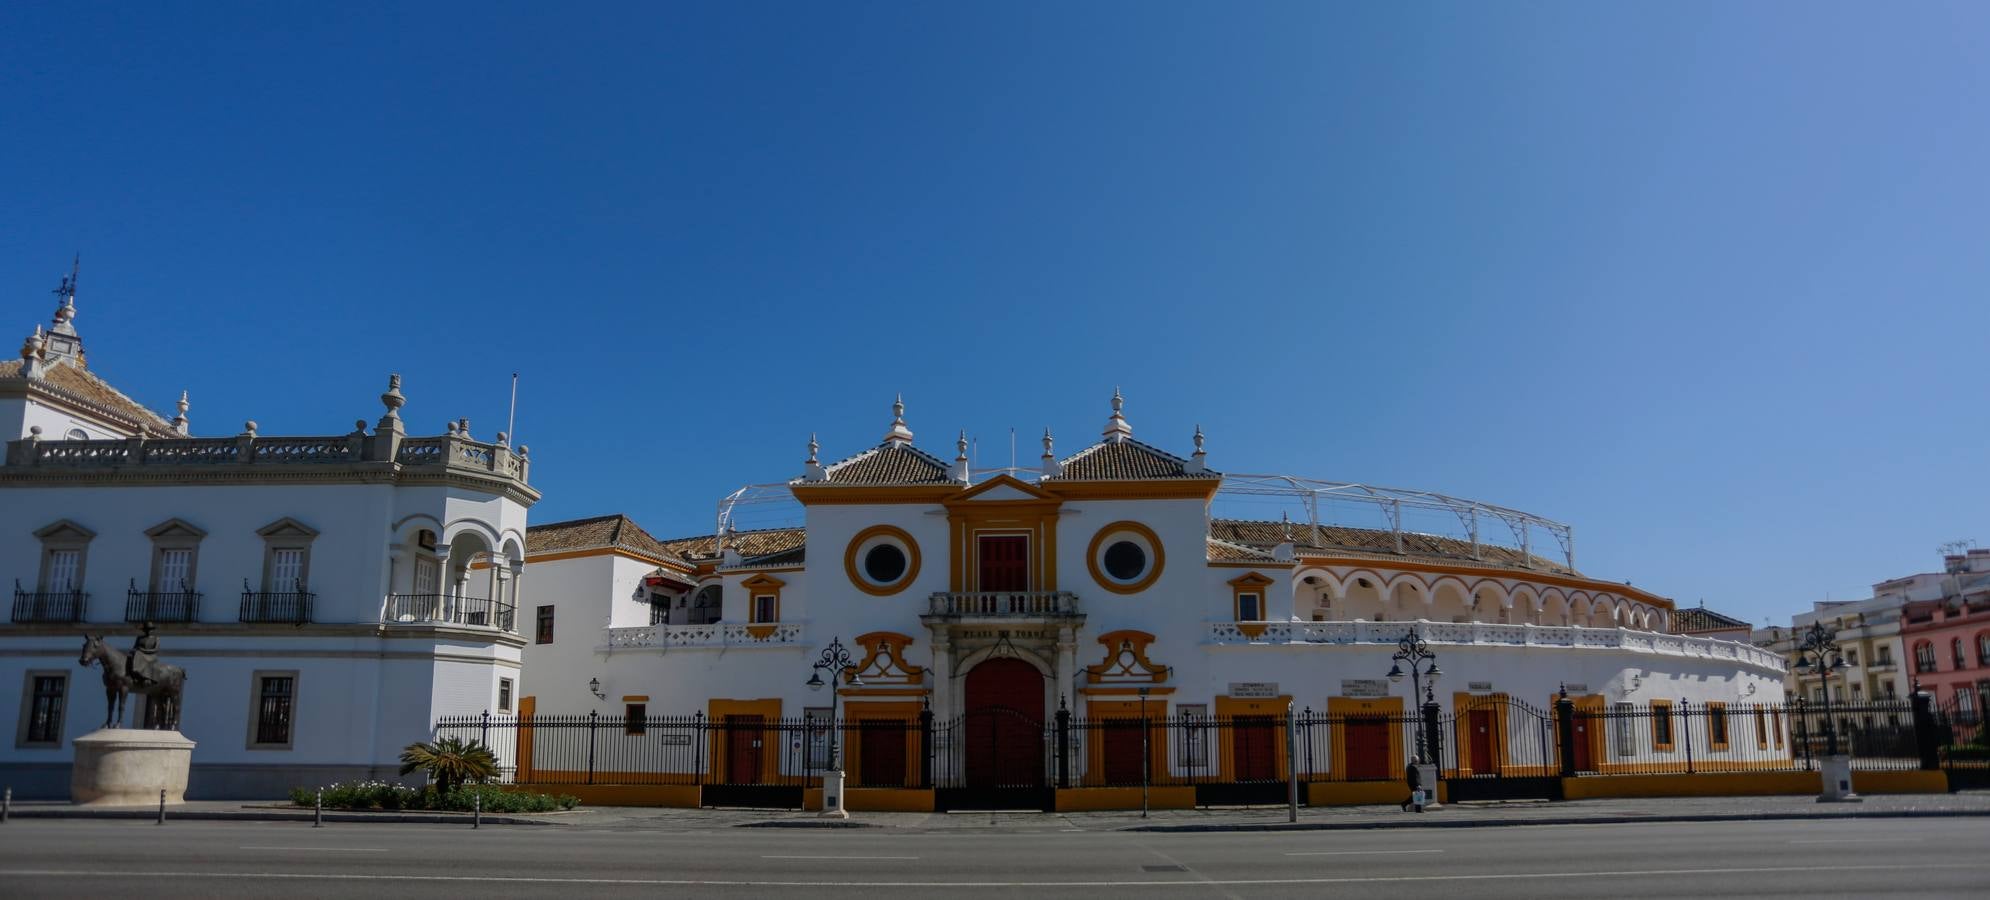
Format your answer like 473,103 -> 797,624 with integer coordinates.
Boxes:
70,728 -> 196,806
1411,763 -> 1440,811
1817,754 -> 1862,803
819,768 -> 850,819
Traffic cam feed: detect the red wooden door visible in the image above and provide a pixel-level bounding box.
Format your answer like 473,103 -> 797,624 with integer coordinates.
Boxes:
977,535 -> 1029,592
1232,715 -> 1279,782
964,657 -> 1044,787
1469,709 -> 1496,772
1101,719 -> 1145,785
1344,716 -> 1390,780
725,715 -> 763,784
1571,711 -> 1594,771
858,720 -> 907,787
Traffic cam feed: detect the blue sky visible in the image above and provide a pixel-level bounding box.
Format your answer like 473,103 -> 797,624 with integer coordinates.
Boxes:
4,3 -> 1986,626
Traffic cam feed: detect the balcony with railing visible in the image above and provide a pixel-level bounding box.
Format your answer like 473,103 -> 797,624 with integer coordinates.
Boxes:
240,586 -> 314,624
125,586 -> 200,622
924,591 -> 1082,620
11,586 -> 85,623
384,593 -> 516,632
1207,618 -> 1787,672
603,621 -> 805,650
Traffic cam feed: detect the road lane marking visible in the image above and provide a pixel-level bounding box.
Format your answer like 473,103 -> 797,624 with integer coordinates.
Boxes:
1789,838 -> 1911,844
1285,849 -> 1444,856
761,855 -> 919,860
238,846 -> 389,853
2,862 -> 1980,888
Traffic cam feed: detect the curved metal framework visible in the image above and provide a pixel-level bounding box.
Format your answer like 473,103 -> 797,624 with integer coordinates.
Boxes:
713,469 -> 1576,571
1215,474 -> 1576,571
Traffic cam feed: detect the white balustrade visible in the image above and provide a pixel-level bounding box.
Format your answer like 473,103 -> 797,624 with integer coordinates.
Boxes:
604,622 -> 804,650
1209,618 -> 1784,672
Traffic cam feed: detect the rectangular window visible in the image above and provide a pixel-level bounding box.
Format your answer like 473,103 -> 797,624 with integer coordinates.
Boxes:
270,548 -> 306,593
19,673 -> 67,746
625,703 -> 647,735
1916,643 -> 1938,673
753,594 -> 778,624
1754,708 -> 1768,749
1850,684 -> 1862,701
1845,649 -> 1858,666
536,605 -> 555,644
414,556 -> 440,595
44,549 -> 81,593
1236,593 -> 1262,621
804,706 -> 833,770
250,673 -> 296,748
155,548 -> 194,592
1177,703 -> 1210,769
1706,702 -> 1730,750
1614,702 -> 1636,756
1959,689 -> 1978,718
1877,646 -> 1893,665
1651,700 -> 1675,752
498,678 -> 513,713
649,594 -> 671,626
1882,680 -> 1896,699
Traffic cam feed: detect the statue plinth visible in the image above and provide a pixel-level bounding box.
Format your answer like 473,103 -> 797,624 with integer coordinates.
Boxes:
70,728 -> 196,806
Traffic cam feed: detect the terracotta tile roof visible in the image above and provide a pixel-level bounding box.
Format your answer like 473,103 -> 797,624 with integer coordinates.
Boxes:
728,545 -> 807,569
656,526 -> 808,563
819,442 -> 955,485
1048,439 -> 1217,481
1207,537 -> 1274,562
19,358 -> 176,434
1209,518 -> 1577,576
1672,605 -> 1751,633
528,514 -> 684,564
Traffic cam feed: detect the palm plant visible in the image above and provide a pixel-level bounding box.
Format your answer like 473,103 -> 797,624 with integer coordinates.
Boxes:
398,736 -> 498,795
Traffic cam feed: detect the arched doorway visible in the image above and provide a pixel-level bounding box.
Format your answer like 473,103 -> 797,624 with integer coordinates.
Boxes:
950,656 -> 1048,809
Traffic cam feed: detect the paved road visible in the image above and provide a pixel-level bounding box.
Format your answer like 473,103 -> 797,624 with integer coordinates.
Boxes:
1,816 -> 1982,898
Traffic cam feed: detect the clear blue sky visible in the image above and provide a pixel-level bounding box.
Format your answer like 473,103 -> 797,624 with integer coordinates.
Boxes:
5,3 -> 1986,626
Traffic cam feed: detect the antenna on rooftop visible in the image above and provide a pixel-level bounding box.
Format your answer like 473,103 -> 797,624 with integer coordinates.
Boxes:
1938,539 -> 1976,557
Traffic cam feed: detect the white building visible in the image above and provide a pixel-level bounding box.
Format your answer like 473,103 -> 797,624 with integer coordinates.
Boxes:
0,279 -> 535,798
516,395 -> 1786,804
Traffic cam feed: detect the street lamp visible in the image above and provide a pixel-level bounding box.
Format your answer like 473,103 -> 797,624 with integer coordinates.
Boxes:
807,636 -> 864,818
1792,621 -> 1851,756
1387,627 -> 1442,765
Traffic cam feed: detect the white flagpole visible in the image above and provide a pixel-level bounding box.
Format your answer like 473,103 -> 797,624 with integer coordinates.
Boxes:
506,373 -> 519,442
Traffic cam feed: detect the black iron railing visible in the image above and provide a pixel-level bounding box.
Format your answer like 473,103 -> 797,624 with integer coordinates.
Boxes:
384,593 -> 516,631
11,588 -> 86,623
240,589 -> 313,624
126,588 -> 201,622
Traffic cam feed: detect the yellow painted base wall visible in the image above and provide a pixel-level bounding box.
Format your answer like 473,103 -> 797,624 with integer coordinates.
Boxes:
804,787 -> 937,812
505,783 -> 702,808
1561,769 -> 1949,800
1054,786 -> 1197,812
1850,770 -> 1948,794
1307,781 -> 1448,807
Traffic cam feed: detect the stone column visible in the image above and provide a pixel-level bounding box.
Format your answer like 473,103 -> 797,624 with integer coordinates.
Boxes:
431,544 -> 452,622
1056,627 -> 1080,784
928,630 -> 954,722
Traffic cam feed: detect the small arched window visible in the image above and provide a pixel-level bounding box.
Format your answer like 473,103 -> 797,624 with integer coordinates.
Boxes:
1954,638 -> 1969,669
64,428 -> 89,441
1976,632 -> 1990,666
1914,641 -> 1938,674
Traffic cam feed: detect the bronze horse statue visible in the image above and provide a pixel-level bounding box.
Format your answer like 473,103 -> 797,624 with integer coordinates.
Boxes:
79,634 -> 187,730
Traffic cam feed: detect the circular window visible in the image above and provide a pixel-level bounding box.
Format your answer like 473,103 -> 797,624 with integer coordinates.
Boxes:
845,524 -> 921,595
1103,541 -> 1146,581
864,544 -> 907,583
1087,521 -> 1164,594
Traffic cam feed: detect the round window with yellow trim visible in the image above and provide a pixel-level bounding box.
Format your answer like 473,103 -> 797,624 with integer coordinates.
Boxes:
1087,521 -> 1164,594
845,524 -> 921,596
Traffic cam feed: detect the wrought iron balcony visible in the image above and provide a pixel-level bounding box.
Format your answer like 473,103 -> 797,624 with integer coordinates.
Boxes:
384,593 -> 516,632
11,586 -> 85,623
240,587 -> 313,624
125,587 -> 200,622
924,591 -> 1081,619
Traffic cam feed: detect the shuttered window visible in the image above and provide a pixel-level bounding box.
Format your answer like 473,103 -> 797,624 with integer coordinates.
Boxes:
44,550 -> 80,593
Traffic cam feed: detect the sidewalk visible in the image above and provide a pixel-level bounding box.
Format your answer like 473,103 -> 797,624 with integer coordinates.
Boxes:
7,792 -> 1987,831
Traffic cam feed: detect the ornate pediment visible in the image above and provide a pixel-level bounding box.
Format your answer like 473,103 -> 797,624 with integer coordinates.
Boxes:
256,517 -> 319,539
846,631 -> 925,689
145,518 -> 207,540
1085,629 -> 1170,685
33,519 -> 95,542
944,474 -> 1059,505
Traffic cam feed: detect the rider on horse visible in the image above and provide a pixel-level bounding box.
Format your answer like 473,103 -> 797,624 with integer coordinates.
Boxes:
128,621 -> 163,687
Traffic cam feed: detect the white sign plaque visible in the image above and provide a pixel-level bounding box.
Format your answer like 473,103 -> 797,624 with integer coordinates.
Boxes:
1467,681 -> 1494,692
1340,678 -> 1389,698
1228,682 -> 1279,698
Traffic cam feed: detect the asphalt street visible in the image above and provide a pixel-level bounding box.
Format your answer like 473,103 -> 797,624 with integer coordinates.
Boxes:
0,816 -> 1982,898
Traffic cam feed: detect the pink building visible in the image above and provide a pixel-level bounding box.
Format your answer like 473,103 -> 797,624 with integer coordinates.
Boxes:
1899,588 -> 1990,720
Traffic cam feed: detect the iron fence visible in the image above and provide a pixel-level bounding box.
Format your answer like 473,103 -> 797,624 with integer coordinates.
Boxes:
10,588 -> 86,623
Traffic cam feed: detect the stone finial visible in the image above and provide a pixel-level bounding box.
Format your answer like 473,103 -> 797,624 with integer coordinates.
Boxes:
1185,423 -> 1207,473
446,421 -> 459,436
242,420 -> 258,436
171,391 -> 191,435
517,445 -> 529,457
807,433 -> 820,465
50,257 -> 79,337
1101,387 -> 1132,442
951,429 -> 971,482
495,431 -> 509,448
802,432 -> 827,482
18,327 -> 43,378
882,393 -> 915,446
1193,424 -> 1204,455
1040,427 -> 1062,477
457,417 -> 471,439
379,374 -> 405,419
353,419 -> 367,433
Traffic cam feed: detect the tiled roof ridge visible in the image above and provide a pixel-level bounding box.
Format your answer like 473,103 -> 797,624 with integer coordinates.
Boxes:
812,439 -> 955,485
1206,536 -> 1274,560
1047,436 -> 1218,481
652,524 -> 805,545
528,513 -> 686,565
6,356 -> 177,434
824,440 -> 951,473
1209,517 -> 1578,576
1056,436 -> 1185,470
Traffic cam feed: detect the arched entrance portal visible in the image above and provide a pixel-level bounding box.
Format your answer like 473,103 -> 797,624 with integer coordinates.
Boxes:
947,657 -> 1050,810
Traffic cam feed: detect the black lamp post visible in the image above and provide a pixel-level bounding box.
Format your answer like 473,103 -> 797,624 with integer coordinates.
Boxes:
1387,627 -> 1442,765
806,636 -> 864,771
1792,621 -> 1851,756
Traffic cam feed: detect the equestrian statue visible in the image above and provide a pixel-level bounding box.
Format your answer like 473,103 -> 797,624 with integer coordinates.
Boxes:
79,622 -> 188,730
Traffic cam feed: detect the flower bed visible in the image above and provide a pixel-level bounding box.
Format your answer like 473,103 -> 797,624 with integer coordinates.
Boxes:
289,780 -> 578,813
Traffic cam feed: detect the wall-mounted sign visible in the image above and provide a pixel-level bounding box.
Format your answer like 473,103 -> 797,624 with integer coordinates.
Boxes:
1340,679 -> 1389,698
1563,683 -> 1590,694
1467,681 -> 1494,692
1228,682 -> 1279,698
657,734 -> 691,746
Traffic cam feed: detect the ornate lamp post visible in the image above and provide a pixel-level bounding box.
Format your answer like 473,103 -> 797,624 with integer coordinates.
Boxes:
1386,627 -> 1442,765
806,636 -> 864,818
1791,621 -> 1861,802
1791,621 -> 1851,756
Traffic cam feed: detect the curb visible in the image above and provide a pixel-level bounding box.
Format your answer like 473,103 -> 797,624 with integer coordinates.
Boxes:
2,808 -> 549,826
736,820 -> 878,829
1123,809 -> 1990,833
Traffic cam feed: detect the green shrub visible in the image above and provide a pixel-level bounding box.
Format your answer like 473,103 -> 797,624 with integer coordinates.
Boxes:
289,780 -> 576,813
